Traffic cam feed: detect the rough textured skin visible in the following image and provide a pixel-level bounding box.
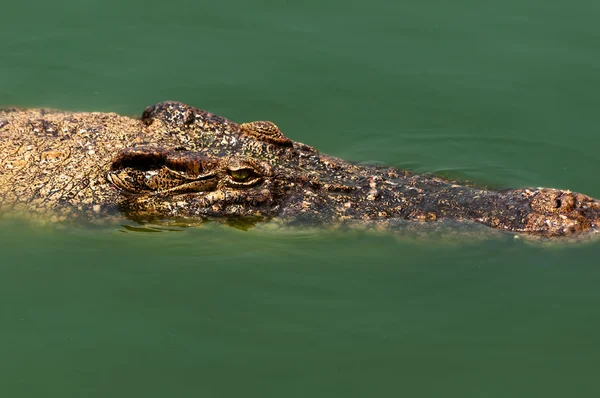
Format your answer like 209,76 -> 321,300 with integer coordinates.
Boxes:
1,101 -> 599,239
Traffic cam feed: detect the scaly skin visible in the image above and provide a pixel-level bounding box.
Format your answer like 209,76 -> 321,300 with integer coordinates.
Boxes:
1,101 -> 599,238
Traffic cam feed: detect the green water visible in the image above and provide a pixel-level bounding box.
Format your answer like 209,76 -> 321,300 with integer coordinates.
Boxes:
2,0 -> 600,396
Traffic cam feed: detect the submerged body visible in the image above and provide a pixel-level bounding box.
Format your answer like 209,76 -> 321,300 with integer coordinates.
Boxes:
1,101 -> 599,239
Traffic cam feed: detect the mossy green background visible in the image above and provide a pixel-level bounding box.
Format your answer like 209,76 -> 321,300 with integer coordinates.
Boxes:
1,0 -> 600,396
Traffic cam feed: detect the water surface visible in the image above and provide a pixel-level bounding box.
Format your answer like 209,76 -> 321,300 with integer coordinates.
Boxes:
1,0 -> 600,396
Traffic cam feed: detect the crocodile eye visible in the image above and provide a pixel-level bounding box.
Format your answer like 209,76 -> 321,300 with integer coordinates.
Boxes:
228,169 -> 253,182
225,157 -> 269,187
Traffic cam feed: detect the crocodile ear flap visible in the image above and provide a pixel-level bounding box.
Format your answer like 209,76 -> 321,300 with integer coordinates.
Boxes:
239,121 -> 293,147
110,147 -> 168,171
141,101 -> 196,127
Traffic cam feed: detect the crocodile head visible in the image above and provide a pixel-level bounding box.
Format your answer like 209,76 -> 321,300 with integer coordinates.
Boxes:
103,101 -> 600,239
107,146 -> 283,223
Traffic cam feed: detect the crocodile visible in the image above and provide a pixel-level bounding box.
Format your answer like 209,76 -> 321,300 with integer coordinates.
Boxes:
0,101 -> 599,239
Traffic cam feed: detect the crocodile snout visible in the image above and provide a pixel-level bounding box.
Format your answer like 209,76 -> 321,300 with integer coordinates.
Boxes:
526,189 -> 600,237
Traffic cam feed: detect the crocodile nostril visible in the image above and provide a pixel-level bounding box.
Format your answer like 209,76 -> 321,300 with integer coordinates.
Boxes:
555,199 -> 562,208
